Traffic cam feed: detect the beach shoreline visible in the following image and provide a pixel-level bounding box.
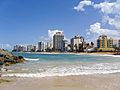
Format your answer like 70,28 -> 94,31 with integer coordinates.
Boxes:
16,51 -> 116,55
0,73 -> 120,90
0,52 -> 119,90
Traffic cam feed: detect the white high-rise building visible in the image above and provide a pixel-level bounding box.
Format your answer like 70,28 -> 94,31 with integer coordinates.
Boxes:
13,45 -> 26,52
71,35 -> 84,51
27,45 -> 36,52
38,41 -> 45,52
46,42 -> 52,49
62,40 -> 69,52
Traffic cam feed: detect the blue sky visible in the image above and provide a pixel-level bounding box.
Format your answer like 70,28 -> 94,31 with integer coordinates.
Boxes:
0,0 -> 119,49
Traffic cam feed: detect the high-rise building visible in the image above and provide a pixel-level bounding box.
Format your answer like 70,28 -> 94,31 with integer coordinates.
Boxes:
70,35 -> 84,52
107,37 -> 113,48
13,45 -> 26,52
62,40 -> 68,52
97,35 -> 107,48
45,42 -> 52,52
13,45 -> 20,52
46,42 -> 52,49
53,32 -> 64,52
113,39 -> 119,47
37,41 -> 45,52
27,45 -> 36,52
97,35 -> 114,51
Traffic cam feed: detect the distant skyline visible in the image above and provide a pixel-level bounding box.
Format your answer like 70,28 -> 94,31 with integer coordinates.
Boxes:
0,0 -> 120,50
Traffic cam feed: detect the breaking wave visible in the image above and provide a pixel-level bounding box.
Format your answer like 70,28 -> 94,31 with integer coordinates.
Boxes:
2,63 -> 120,78
81,54 -> 120,58
25,58 -> 39,61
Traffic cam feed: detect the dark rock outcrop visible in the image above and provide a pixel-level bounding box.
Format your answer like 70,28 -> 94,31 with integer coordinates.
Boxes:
0,49 -> 25,66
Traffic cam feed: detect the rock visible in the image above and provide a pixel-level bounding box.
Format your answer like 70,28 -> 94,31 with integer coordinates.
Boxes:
18,56 -> 24,59
0,48 -> 25,66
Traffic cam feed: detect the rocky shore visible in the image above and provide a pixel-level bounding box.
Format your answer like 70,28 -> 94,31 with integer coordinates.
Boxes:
0,48 -> 25,84
0,49 -> 25,66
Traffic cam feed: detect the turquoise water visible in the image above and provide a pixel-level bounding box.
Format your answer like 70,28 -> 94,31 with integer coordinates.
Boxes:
2,53 -> 120,77
13,52 -> 120,63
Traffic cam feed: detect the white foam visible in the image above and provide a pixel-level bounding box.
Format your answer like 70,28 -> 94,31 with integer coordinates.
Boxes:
2,70 -> 120,78
83,53 -> 120,58
25,58 -> 39,61
2,63 -> 120,78
111,55 -> 120,58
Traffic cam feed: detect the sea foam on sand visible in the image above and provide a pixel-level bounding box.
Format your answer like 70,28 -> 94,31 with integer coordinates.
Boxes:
2,63 -> 120,78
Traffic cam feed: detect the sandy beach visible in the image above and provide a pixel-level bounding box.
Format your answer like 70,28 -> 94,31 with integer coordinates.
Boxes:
21,51 -> 116,55
0,52 -> 119,90
0,74 -> 120,90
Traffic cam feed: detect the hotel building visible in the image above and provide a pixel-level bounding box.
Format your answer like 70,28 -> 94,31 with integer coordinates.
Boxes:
27,45 -> 36,52
70,35 -> 84,52
97,35 -> 114,51
46,42 -> 52,49
53,32 -> 64,52
38,41 -> 45,52
62,40 -> 68,52
13,45 -> 26,52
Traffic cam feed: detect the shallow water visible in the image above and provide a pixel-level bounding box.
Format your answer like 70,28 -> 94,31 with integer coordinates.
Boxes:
2,52 -> 120,78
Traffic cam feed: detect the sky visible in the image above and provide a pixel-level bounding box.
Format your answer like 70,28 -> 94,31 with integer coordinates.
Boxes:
0,0 -> 120,50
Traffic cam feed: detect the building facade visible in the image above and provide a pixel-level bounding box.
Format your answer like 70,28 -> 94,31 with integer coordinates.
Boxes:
70,35 -> 84,52
46,42 -> 52,52
27,45 -> 36,52
107,37 -> 113,48
13,45 -> 26,52
53,32 -> 64,52
46,42 -> 52,49
97,35 -> 107,48
38,41 -> 45,52
62,40 -> 68,52
97,35 -> 114,51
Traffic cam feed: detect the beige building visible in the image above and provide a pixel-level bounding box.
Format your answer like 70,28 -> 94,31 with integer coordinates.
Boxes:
97,35 -> 114,51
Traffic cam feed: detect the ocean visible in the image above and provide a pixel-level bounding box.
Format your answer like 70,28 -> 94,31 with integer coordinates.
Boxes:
2,53 -> 120,78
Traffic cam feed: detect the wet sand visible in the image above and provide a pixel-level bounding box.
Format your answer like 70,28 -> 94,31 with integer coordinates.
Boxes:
0,74 -> 120,90
25,52 -> 115,55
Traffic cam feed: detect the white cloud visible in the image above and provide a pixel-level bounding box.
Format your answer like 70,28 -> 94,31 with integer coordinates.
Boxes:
86,32 -> 90,35
0,44 -> 12,50
74,0 -> 120,15
48,29 -> 69,43
74,0 -> 93,11
39,29 -> 69,43
39,36 -> 49,42
94,1 -> 120,15
74,0 -> 120,41
103,15 -> 120,30
89,22 -> 120,37
48,29 -> 63,40
39,29 -> 63,42
93,0 -> 120,30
